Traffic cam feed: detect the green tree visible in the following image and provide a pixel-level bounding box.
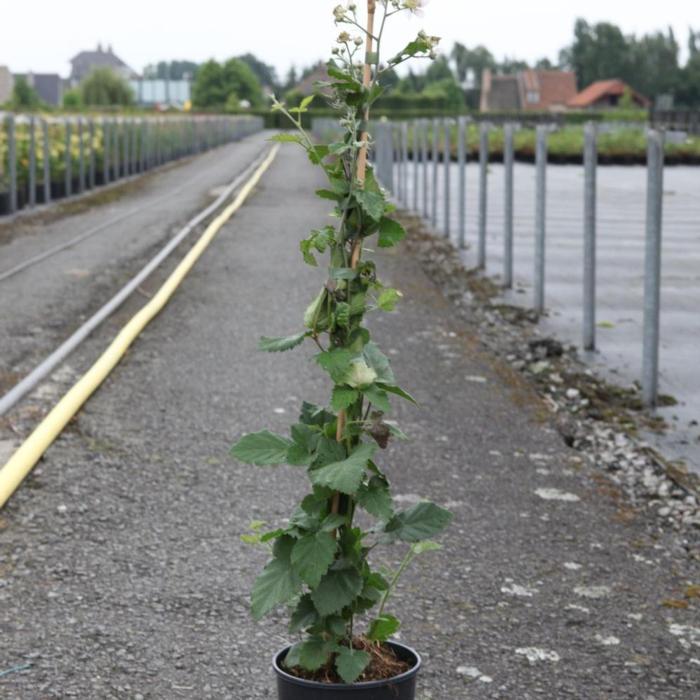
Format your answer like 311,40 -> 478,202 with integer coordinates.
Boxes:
222,58 -> 264,107
80,68 -> 134,106
62,88 -> 82,109
192,60 -> 227,107
143,60 -> 199,80
450,43 -> 496,87
192,58 -> 264,109
238,53 -> 278,89
10,76 -> 42,110
677,28 -> 700,106
424,56 -> 453,84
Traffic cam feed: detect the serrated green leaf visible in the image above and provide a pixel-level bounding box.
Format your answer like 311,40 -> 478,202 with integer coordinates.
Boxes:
377,217 -> 406,248
354,189 -> 385,221
330,267 -> 358,280
363,385 -> 391,413
311,568 -> 363,616
310,443 -> 376,495
258,332 -> 307,352
331,386 -> 359,412
384,502 -> 453,542
367,614 -> 401,642
320,513 -> 347,531
335,301 -> 350,329
379,383 -> 417,404
316,348 -> 354,383
251,539 -> 302,619
335,646 -> 371,683
357,476 -> 394,520
363,342 -> 395,384
287,423 -> 319,467
289,594 -> 319,633
231,431 -> 292,466
316,188 -> 344,201
291,531 -> 337,587
376,288 -> 402,311
298,636 -> 335,671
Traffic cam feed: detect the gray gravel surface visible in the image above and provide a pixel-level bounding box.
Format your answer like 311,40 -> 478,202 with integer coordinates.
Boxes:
1,142 -> 699,698
0,131 -> 270,382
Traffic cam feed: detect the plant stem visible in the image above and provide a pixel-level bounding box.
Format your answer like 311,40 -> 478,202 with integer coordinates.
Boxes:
377,547 -> 415,619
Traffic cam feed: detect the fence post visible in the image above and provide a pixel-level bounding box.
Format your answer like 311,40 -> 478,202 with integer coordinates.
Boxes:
78,118 -> 85,194
583,122 -> 597,350
457,116 -> 466,248
123,119 -> 130,176
64,119 -> 72,197
421,119 -> 429,218
7,115 -> 17,213
412,120 -> 419,212
29,116 -> 37,207
102,119 -> 110,184
534,124 -> 548,314
431,118 -> 439,228
642,129 -> 665,408
443,117 -> 450,238
402,121 -> 409,206
477,122 -> 489,268
503,123 -> 514,287
112,119 -> 119,180
89,119 -> 96,188
42,119 -> 51,205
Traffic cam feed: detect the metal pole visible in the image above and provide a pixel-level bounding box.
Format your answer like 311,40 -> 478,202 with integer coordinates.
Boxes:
421,119 -> 429,218
7,115 -> 17,213
503,123 -> 514,287
102,119 -> 110,185
89,119 -> 96,188
431,118 -> 439,228
534,124 -> 548,314
113,119 -> 120,180
583,122 -> 597,350
123,119 -> 130,176
78,118 -> 85,194
402,121 -> 409,206
477,122 -> 489,268
42,119 -> 51,205
412,121 -> 419,212
64,120 -> 72,197
457,116 -> 466,248
393,125 -> 401,202
642,129 -> 665,407
28,116 -> 37,207
443,117 -> 450,238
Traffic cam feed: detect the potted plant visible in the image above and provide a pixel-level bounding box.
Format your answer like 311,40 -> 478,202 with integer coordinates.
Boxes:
230,2 -> 448,696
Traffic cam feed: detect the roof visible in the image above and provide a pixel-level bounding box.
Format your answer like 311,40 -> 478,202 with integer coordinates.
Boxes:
568,79 -> 650,108
294,63 -> 331,97
69,45 -> 138,80
519,69 -> 577,110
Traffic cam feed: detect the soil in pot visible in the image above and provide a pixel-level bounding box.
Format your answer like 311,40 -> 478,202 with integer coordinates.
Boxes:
288,637 -> 409,684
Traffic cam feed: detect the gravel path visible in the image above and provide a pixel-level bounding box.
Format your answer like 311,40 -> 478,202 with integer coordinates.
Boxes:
1,143 -> 699,699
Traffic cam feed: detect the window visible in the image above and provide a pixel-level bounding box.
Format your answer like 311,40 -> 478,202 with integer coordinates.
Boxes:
527,90 -> 540,104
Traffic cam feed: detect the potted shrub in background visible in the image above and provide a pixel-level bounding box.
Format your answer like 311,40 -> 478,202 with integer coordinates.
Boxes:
231,1 -> 448,697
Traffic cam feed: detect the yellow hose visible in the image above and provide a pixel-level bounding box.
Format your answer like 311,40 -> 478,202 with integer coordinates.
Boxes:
0,144 -> 279,508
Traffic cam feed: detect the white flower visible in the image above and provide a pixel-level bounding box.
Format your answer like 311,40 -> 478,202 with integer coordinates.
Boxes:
353,36 -> 364,46
337,31 -> 352,43
333,4 -> 347,21
402,0 -> 427,15
344,360 -> 377,389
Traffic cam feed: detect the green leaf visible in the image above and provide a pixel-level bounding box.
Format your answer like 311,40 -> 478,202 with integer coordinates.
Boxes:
354,189 -> 385,221
379,383 -> 417,404
291,531 -> 337,587
363,385 -> 391,413
316,348 -> 354,383
331,386 -> 359,412
412,540 -> 443,555
330,267 -> 358,280
251,538 -> 302,619
298,636 -> 335,671
316,188 -> 344,202
357,476 -> 394,520
287,423 -> 319,467
320,513 -> 347,531
384,502 -> 453,542
367,614 -> 401,642
335,302 -> 350,329
310,443 -> 376,495
363,342 -> 395,384
335,646 -> 371,684
231,431 -> 292,466
269,133 -> 304,144
311,568 -> 363,616
258,332 -> 307,352
376,288 -> 402,312
289,594 -> 319,633
299,94 -> 315,111
377,217 -> 406,248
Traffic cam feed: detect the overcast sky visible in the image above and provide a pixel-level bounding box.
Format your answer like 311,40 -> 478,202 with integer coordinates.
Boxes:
2,0 -> 697,81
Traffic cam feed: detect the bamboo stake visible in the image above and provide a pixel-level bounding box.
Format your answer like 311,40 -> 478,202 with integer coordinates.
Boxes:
333,0 -> 377,513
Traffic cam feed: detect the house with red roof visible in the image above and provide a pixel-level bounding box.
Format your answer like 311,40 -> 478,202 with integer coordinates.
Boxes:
480,69 -> 577,112
567,79 -> 650,110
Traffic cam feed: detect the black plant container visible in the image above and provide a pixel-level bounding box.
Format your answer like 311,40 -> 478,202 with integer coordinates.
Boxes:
273,642 -> 421,700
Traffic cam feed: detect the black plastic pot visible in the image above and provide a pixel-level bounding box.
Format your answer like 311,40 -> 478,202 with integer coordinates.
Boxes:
273,642 -> 421,700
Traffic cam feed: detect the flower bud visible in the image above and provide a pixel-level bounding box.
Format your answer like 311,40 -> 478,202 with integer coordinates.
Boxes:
344,360 -> 378,389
